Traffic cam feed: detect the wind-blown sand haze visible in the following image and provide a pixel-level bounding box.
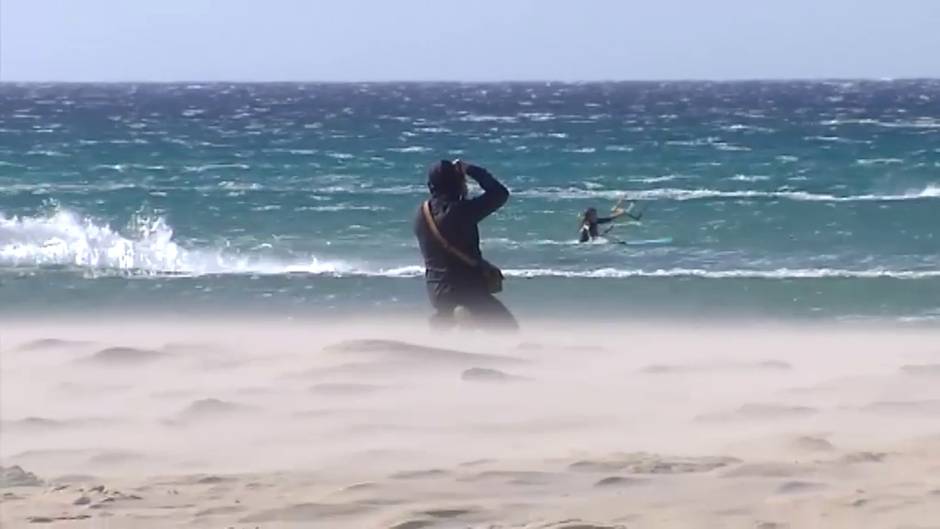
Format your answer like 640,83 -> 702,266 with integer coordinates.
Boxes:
1,317 -> 939,528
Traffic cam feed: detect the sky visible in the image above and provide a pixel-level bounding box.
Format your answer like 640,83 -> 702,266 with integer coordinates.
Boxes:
2,0 -> 940,82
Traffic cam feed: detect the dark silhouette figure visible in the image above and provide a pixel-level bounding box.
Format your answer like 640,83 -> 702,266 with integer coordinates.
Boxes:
414,159 -> 518,330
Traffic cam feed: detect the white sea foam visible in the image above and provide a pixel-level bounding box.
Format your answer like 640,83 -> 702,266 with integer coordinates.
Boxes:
3,208 -> 938,281
729,174 -> 771,182
0,182 -> 142,194
856,158 -> 904,166
26,150 -> 68,157
294,205 -> 389,212
631,175 -> 691,184
415,126 -> 452,134
388,146 -> 432,153
499,268 -> 940,279
564,147 -> 597,154
819,117 -> 940,130
713,143 -> 751,152
720,124 -> 775,133
458,114 -> 519,123
217,181 -> 263,191
184,163 -> 250,172
517,112 -> 556,122
807,135 -> 873,145
517,185 -> 940,202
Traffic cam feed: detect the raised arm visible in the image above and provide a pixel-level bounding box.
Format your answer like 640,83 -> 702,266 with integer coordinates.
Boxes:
461,164 -> 509,223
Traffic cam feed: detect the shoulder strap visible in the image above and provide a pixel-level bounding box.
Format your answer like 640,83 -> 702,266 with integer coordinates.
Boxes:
422,201 -> 479,267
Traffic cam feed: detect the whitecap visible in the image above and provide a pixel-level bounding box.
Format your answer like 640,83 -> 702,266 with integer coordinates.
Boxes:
517,112 -> 555,122
720,124 -> 775,133
730,174 -> 771,182
388,146 -> 432,153
713,143 -> 751,152
26,150 -> 68,157
217,181 -> 262,191
294,205 -> 389,212
855,158 -> 904,166
459,114 -> 518,123
631,175 -> 690,184
516,185 -> 940,202
184,163 -> 250,173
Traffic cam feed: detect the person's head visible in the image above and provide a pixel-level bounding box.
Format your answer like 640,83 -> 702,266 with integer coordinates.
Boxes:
583,207 -> 599,223
427,159 -> 467,199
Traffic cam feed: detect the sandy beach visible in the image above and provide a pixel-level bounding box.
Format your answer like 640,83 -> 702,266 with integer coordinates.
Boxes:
1,317 -> 938,528
4,0 -> 940,526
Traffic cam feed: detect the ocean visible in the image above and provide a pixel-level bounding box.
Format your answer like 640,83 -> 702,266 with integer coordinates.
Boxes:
1,81 -> 938,321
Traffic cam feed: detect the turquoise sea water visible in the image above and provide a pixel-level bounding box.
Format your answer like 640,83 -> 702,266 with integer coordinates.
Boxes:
1,82 -> 938,320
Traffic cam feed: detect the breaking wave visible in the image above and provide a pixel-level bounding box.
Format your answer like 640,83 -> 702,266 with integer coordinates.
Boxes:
2,208 -> 936,281
517,185 -> 940,202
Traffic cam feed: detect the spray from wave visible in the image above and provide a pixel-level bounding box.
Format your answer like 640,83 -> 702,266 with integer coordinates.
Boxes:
0,207 -> 373,277
0,208 -> 188,273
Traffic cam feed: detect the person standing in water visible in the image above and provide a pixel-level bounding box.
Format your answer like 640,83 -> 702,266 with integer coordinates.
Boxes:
414,159 -> 518,330
578,199 -> 642,242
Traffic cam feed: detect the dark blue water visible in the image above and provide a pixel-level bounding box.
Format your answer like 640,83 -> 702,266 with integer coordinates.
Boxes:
1,82 -> 938,320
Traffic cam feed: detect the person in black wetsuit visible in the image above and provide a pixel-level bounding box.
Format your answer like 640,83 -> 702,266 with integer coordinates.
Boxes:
578,203 -> 641,243
414,159 -> 518,330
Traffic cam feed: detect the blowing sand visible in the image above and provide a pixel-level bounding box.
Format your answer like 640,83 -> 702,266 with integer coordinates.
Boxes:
1,317 -> 939,528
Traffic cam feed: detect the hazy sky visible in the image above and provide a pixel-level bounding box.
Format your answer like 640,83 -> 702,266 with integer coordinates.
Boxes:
2,0 -> 939,81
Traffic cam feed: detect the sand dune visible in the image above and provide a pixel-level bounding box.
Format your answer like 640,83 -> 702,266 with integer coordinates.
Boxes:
310,382 -> 388,395
461,367 -> 529,382
696,403 -> 819,422
639,360 -> 792,374
80,346 -> 169,365
861,399 -> 940,415
2,318 -> 940,527
568,453 -> 739,474
171,398 -> 255,424
324,339 -> 525,365
13,338 -> 93,353
901,363 -> 940,376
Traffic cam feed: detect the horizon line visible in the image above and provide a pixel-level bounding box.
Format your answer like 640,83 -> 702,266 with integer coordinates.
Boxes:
2,77 -> 939,85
